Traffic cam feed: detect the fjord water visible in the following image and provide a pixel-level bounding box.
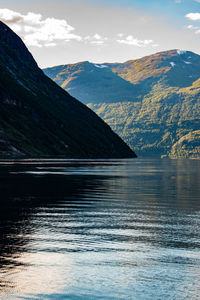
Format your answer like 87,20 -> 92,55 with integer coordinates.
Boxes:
0,159 -> 200,300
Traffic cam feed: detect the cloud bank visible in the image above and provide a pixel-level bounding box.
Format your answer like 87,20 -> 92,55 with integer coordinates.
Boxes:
185,13 -> 200,21
0,8 -> 157,50
84,33 -> 108,45
0,8 -> 82,47
117,35 -> 154,47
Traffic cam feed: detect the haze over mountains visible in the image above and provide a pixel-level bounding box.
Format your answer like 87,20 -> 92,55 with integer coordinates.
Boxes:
44,50 -> 200,157
0,21 -> 136,158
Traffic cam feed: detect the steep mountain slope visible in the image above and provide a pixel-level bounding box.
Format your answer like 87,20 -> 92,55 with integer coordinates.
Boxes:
44,50 -> 200,157
0,21 -> 136,158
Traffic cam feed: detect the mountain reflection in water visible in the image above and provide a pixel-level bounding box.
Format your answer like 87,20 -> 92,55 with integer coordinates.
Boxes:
0,158 -> 200,299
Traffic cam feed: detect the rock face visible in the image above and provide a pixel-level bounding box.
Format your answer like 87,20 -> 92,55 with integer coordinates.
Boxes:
0,21 -> 136,158
44,50 -> 200,157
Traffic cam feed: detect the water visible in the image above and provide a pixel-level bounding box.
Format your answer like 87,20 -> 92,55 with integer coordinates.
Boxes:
0,158 -> 200,300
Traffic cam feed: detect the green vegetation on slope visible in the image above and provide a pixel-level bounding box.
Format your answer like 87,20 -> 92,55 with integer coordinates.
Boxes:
44,49 -> 200,157
169,130 -> 200,158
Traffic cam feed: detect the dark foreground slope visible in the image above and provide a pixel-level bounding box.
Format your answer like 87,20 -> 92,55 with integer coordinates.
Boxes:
44,50 -> 200,157
0,21 -> 136,158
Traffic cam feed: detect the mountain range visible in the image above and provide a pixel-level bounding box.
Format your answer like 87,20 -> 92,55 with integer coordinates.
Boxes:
44,49 -> 200,158
0,21 -> 136,158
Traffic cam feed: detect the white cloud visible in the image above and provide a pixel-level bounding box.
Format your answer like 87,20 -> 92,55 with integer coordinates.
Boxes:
93,33 -> 101,40
117,35 -> 154,47
187,24 -> 199,29
91,40 -> 105,45
0,8 -> 82,47
186,25 -> 200,34
84,33 -> 108,45
185,12 -> 200,21
44,42 -> 57,47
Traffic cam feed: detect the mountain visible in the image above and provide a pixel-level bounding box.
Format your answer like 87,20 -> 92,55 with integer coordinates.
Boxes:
44,61 -> 138,103
0,21 -> 136,158
44,50 -> 200,157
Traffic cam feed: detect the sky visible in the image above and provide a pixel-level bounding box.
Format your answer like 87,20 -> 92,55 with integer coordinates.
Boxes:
0,0 -> 200,67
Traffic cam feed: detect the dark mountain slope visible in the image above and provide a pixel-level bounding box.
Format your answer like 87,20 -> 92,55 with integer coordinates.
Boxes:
0,21 -> 136,158
44,50 -> 200,157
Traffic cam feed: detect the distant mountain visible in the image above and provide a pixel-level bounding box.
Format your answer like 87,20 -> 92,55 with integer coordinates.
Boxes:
0,21 -> 136,158
44,50 -> 200,157
44,61 -> 138,103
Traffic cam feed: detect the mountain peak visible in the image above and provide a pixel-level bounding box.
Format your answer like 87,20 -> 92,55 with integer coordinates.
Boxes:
0,21 -> 38,68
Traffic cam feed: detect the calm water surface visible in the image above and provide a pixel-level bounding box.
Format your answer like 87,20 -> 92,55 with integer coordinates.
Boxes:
0,158 -> 200,299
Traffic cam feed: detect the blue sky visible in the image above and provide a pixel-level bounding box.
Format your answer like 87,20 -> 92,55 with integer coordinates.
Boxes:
0,0 -> 200,67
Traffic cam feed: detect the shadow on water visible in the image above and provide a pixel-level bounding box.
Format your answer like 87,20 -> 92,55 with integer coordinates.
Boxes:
0,159 -> 118,295
0,158 -> 199,299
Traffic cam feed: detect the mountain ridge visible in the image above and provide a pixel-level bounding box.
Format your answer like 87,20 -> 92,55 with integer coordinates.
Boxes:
44,49 -> 200,157
0,21 -> 136,158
